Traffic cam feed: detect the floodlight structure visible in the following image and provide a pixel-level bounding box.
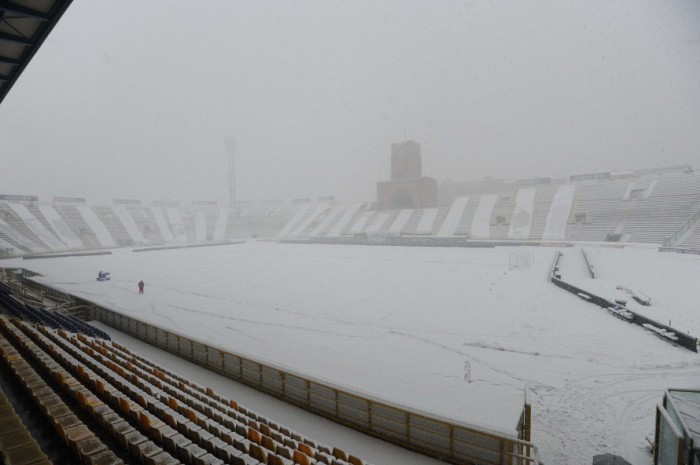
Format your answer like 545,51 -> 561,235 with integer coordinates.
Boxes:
226,137 -> 236,214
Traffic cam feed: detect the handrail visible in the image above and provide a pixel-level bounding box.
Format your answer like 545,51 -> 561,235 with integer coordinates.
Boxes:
665,206 -> 700,247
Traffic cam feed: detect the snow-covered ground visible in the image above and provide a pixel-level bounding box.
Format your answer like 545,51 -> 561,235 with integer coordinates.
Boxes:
4,242 -> 700,465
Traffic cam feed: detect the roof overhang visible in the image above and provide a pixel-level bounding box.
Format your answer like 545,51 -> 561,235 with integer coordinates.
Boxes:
0,0 -> 73,105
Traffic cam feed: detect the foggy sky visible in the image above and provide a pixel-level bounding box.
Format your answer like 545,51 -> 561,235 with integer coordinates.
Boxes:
1,0 -> 699,205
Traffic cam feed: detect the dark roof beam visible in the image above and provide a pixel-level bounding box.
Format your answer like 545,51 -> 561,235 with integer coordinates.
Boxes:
0,31 -> 32,45
0,73 -> 8,81
0,3 -> 50,21
0,54 -> 19,65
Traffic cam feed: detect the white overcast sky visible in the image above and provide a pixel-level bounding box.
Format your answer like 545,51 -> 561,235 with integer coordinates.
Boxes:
1,0 -> 699,205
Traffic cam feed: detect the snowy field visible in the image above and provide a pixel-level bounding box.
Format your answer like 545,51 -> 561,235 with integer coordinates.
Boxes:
4,242 -> 700,465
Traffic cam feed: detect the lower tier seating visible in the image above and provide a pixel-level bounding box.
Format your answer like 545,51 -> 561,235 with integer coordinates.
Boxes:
0,315 -> 371,465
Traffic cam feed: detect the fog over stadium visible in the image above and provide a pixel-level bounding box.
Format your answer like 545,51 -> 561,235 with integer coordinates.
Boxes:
3,2 -> 700,464
1,0 -> 699,205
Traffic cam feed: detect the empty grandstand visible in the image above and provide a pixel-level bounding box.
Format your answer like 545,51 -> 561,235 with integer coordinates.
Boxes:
2,2 -> 700,465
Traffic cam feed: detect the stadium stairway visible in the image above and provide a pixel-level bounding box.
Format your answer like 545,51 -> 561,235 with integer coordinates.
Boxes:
93,207 -> 134,247
0,315 -> 372,465
528,185 -> 558,240
131,207 -> 167,245
677,220 -> 700,250
453,196 -> 480,237
26,204 -> 65,245
54,205 -> 104,250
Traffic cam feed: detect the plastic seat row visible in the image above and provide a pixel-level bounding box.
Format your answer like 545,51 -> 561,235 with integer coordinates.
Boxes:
4,317 -> 194,464
98,338 -> 364,465
53,328 -> 304,464
57,328 -> 366,465
13,320 -> 224,465
0,382 -> 52,465
7,314 -> 371,465
0,319 -> 125,465
0,281 -> 109,340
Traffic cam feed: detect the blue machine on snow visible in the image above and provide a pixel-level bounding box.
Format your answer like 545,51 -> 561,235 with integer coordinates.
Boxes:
97,271 -> 111,281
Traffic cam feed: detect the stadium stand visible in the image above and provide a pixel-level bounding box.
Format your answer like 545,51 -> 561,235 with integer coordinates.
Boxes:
38,204 -> 85,249
330,204 -> 365,236
93,206 -> 136,247
528,184 -> 560,240
398,209 -> 422,235
165,207 -> 189,242
0,280 -> 109,340
0,170 -> 697,255
452,197 -> 480,237
192,203 -> 222,243
0,3 -> 536,463
54,205 -> 105,250
0,382 -> 53,465
0,314 -> 374,465
113,205 -> 148,245
0,203 -> 50,252
677,221 -> 700,250
10,203 -> 67,251
75,205 -> 118,248
621,173 -> 700,244
309,205 -> 346,237
133,207 -> 166,245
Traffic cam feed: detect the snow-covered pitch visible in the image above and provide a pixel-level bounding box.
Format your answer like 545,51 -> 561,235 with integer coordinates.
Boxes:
6,242 -> 700,464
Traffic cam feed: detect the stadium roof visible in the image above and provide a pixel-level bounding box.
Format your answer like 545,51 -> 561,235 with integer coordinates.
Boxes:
0,0 -> 73,105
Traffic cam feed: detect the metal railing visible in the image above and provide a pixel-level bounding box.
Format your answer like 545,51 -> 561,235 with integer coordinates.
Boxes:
86,305 -> 538,465
664,207 -> 700,247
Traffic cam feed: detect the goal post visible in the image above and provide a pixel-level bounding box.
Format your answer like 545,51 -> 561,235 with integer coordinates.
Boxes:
509,250 -> 533,270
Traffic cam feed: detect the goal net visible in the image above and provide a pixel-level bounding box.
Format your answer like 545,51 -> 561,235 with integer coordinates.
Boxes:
509,251 -> 533,270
